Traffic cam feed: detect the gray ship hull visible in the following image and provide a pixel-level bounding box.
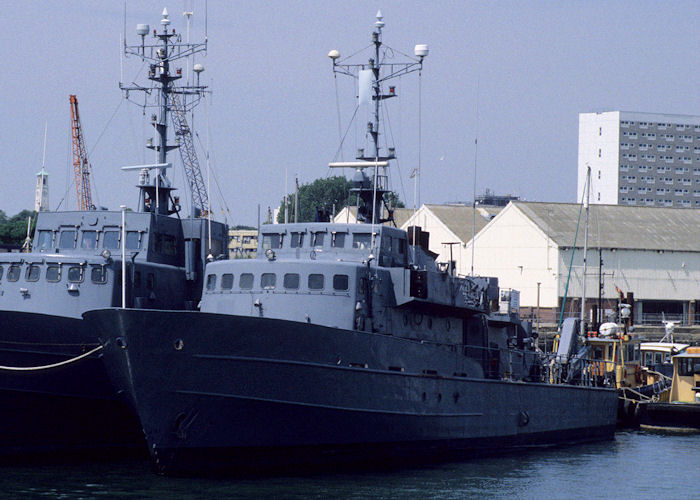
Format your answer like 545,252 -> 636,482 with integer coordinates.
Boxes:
88,308 -> 618,475
0,310 -> 144,455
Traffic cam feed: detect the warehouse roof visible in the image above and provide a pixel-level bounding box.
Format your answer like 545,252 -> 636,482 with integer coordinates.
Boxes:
513,201 -> 700,252
412,204 -> 503,243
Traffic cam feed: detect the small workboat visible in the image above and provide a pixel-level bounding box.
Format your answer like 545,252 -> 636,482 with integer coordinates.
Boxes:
638,346 -> 700,431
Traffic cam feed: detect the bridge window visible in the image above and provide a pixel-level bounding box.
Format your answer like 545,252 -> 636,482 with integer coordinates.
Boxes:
162,234 -> 177,255
678,357 -> 700,376
81,231 -> 97,249
126,231 -> 141,250
67,266 -> 84,283
352,233 -> 371,249
331,232 -> 345,248
333,274 -> 349,291
91,265 -> 107,284
290,232 -> 304,248
37,230 -> 53,250
46,265 -> 60,282
7,265 -> 20,282
221,273 -> 234,290
25,264 -> 40,282
153,233 -> 177,255
262,233 -> 283,250
261,273 -> 276,289
146,273 -> 155,291
284,273 -> 300,289
311,232 -> 325,248
396,237 -> 406,255
206,274 -> 217,291
308,273 -> 324,290
59,230 -> 77,249
239,273 -> 254,290
103,231 -> 120,249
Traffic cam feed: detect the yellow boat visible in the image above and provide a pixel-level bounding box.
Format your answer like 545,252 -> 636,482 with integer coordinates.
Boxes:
638,346 -> 700,431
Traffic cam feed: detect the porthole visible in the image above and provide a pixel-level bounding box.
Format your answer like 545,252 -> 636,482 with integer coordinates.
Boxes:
427,317 -> 433,329
403,313 -> 409,326
413,313 -> 423,326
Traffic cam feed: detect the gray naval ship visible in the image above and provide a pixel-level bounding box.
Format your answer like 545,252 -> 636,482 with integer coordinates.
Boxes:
86,12 -> 618,475
0,9 -> 227,454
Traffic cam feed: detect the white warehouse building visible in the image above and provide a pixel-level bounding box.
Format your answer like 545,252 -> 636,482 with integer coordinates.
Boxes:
463,201 -> 700,325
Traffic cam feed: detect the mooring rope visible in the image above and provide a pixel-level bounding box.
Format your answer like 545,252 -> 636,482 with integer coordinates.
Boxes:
0,344 -> 103,371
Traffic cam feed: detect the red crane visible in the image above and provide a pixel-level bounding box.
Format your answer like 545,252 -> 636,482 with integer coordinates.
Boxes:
69,94 -> 93,210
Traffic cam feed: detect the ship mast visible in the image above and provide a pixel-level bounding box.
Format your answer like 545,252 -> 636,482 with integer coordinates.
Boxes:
329,11 -> 428,227
120,8 -> 208,216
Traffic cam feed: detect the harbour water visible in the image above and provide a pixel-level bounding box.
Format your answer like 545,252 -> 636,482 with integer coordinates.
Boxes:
0,430 -> 697,498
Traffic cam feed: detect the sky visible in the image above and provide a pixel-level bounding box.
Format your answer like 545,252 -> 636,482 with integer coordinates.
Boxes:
1,1 -> 699,226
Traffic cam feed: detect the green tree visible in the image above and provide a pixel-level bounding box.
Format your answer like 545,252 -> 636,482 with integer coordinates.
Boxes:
0,210 -> 36,246
276,176 -> 404,223
276,176 -> 351,223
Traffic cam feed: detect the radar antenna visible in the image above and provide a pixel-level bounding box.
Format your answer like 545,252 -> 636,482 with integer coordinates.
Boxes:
121,7 -> 209,217
328,11 -> 428,225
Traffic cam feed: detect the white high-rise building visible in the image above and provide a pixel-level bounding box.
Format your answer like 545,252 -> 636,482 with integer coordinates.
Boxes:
34,167 -> 49,212
578,111 -> 700,208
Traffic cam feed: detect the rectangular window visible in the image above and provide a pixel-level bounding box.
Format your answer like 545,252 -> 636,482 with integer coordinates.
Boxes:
7,265 -> 21,282
59,230 -> 77,249
261,273 -> 276,289
352,233 -> 372,249
308,273 -> 324,290
397,238 -> 406,255
284,273 -> 300,289
67,266 -> 84,283
206,274 -> 217,290
46,265 -> 61,282
91,265 -> 107,284
103,230 -> 120,249
290,232 -> 304,248
239,273 -> 254,290
331,232 -> 345,248
333,274 -> 349,291
37,230 -> 53,250
134,271 -> 142,288
262,233 -> 283,250
162,234 -> 177,256
25,264 -> 40,282
0,265 -> 3,281
221,273 -> 234,290
126,231 -> 141,250
81,231 -> 97,249
311,232 -> 325,248
146,273 -> 155,291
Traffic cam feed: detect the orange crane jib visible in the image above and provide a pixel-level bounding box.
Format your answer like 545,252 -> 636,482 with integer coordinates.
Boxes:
69,95 -> 93,211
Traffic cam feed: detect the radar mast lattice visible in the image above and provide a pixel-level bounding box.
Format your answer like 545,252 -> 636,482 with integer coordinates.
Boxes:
121,7 -> 210,218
